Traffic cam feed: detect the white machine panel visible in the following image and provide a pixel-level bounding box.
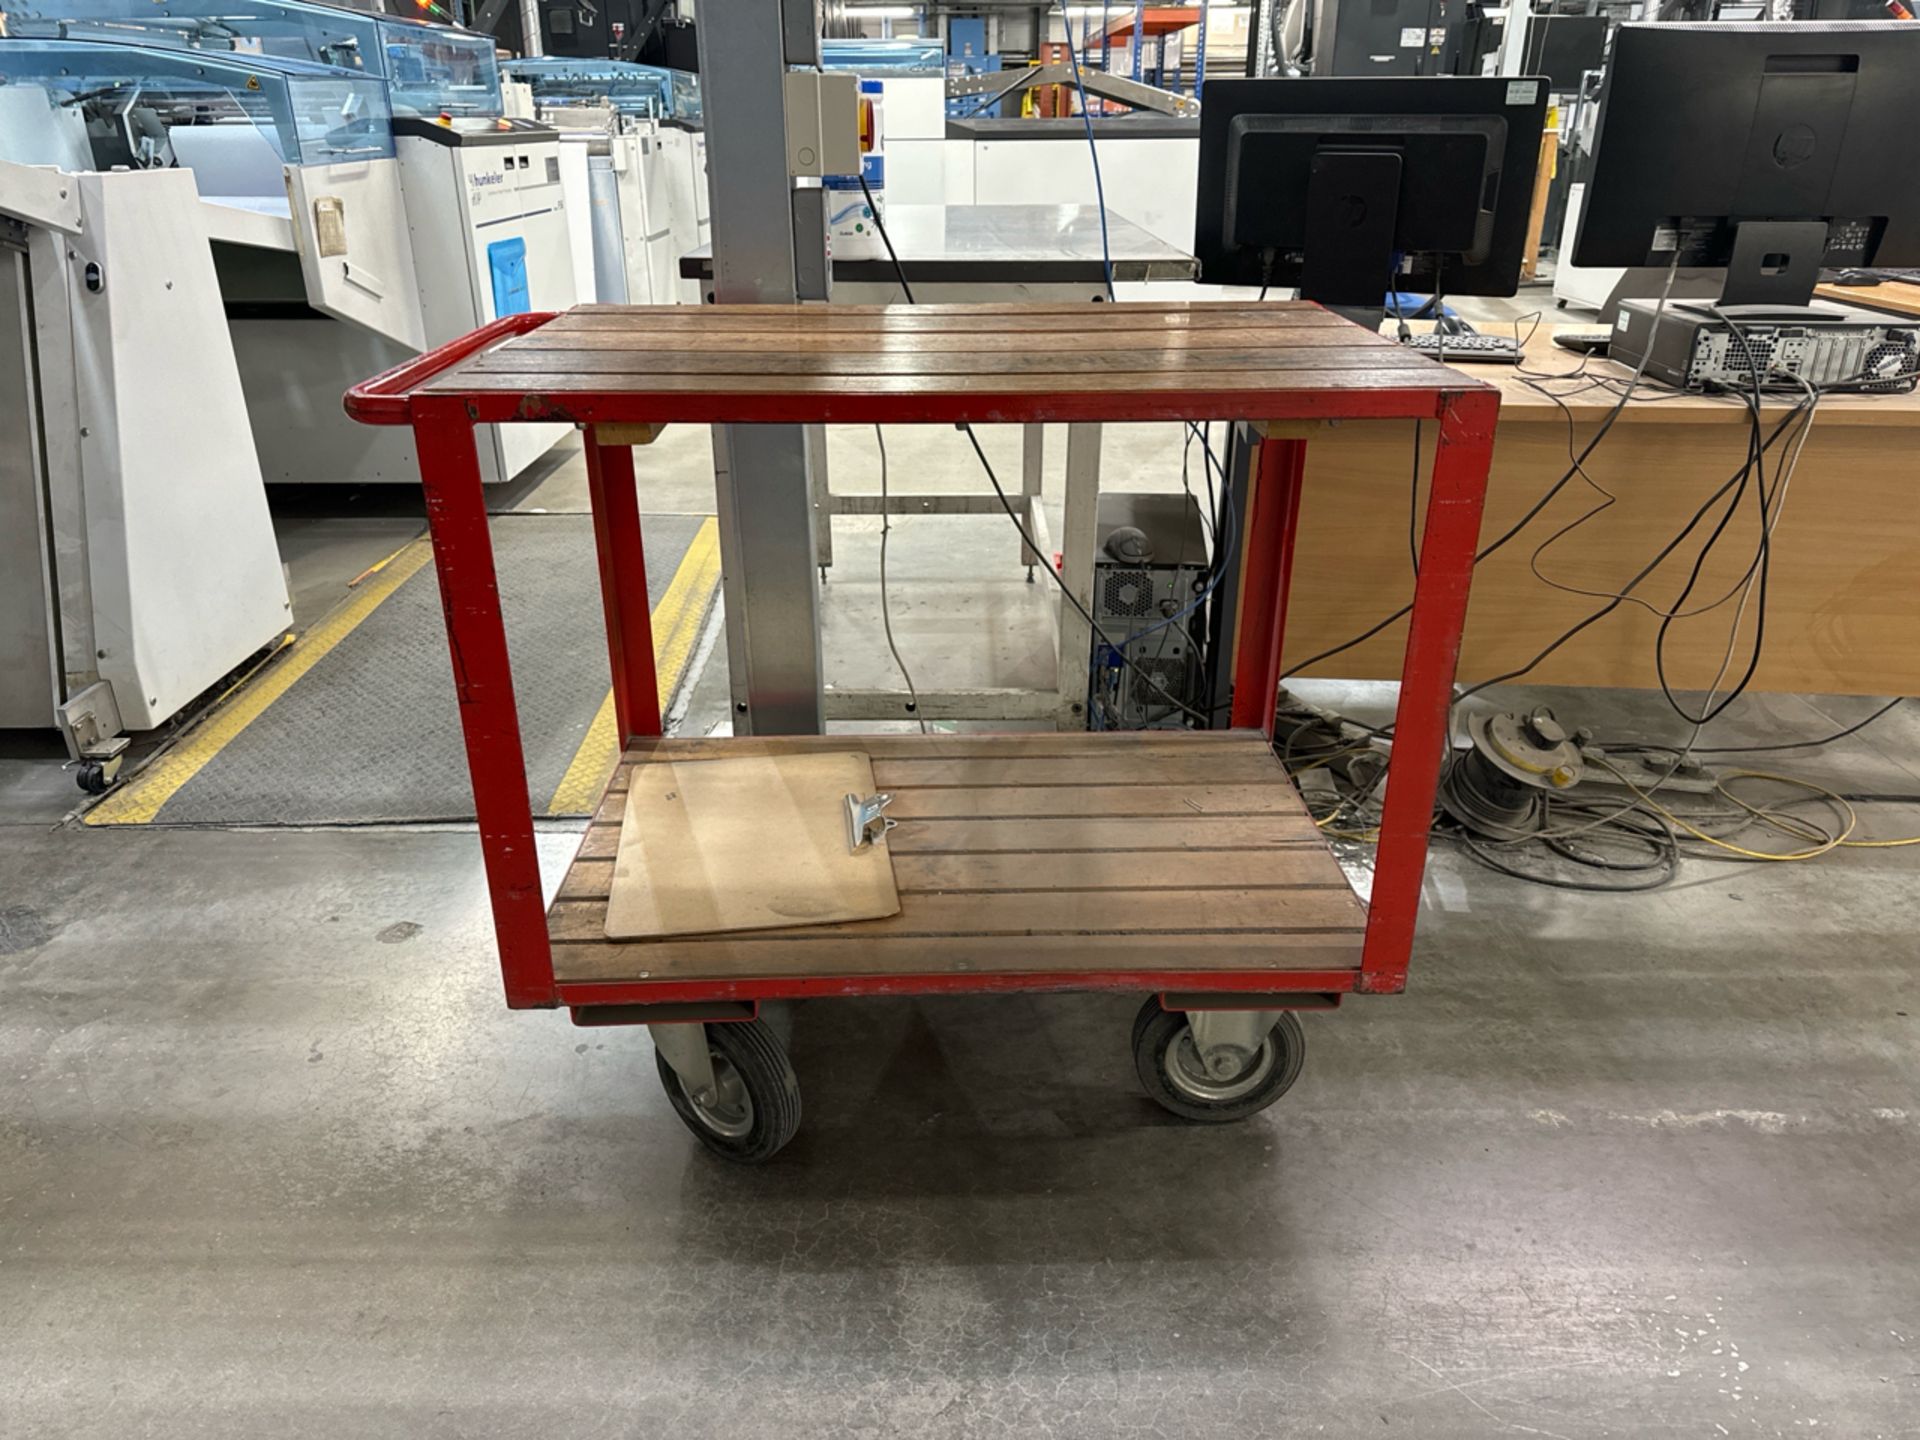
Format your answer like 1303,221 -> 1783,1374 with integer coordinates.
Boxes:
615,129 -> 678,304
653,125 -> 709,303
973,137 -> 1198,253
558,135 -> 600,300
884,139 -> 948,206
31,169 -> 290,734
286,158 -> 427,349
397,121 -> 578,480
0,244 -> 57,729
873,75 -> 948,141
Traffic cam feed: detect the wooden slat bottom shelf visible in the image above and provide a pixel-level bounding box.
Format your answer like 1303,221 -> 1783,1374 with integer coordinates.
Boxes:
548,731 -> 1368,992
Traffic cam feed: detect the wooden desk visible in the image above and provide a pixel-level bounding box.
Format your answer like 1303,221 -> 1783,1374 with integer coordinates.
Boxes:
1288,324 -> 1920,697
1813,280 -> 1920,319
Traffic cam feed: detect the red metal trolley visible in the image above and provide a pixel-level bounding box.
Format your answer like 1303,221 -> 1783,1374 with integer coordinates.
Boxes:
346,301 -> 1498,1161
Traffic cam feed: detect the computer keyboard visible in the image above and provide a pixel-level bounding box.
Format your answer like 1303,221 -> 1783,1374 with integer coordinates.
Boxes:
1400,332 -> 1525,365
1551,328 -> 1614,356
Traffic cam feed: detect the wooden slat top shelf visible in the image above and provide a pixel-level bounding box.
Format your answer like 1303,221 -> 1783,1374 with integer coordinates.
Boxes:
549,730 -> 1367,997
422,301 -> 1491,427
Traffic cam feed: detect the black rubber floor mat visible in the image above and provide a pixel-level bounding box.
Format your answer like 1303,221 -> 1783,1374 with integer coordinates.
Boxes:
141,513 -> 709,826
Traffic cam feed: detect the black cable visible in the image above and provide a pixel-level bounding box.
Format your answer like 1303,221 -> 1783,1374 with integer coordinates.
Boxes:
960,428 -> 1209,722
1652,310 -> 1782,726
1449,394 -> 1814,704
1282,353 -> 1663,676
858,178 -> 1211,726
872,424 -> 926,732
1408,420 -> 1423,577
1448,820 -> 1680,892
1286,260 -> 1690,679
1613,698 -> 1908,755
859,172 -> 912,304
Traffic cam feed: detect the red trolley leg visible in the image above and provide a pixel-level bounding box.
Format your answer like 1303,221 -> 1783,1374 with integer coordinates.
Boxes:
1360,389 -> 1498,992
583,430 -> 663,744
1230,433 -> 1309,734
413,400 -> 555,1008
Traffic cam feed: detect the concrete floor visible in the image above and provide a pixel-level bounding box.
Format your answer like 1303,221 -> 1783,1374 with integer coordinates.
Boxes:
3,287 -> 1919,1436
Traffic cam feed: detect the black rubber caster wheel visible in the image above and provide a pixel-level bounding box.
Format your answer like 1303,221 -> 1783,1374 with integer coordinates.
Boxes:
655,1018 -> 802,1163
1131,998 -> 1306,1123
76,762 -> 110,795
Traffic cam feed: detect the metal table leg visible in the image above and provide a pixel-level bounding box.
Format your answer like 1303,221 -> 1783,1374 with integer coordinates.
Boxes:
1053,421 -> 1102,729
412,397 -> 555,1008
1020,422 -> 1045,578
1359,389 -> 1498,992
809,423 -> 833,576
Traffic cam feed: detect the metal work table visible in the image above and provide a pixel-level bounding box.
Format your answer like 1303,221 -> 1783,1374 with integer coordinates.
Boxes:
679,202 -> 1198,291
685,203 -> 1203,723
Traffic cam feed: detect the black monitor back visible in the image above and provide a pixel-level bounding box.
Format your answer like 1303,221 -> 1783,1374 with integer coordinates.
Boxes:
1524,14 -> 1609,90
1195,77 -> 1549,296
1572,22 -> 1920,272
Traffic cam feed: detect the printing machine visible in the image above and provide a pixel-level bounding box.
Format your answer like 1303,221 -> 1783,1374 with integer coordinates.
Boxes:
0,44 -> 330,776
502,57 -> 708,305
0,0 -> 581,484
0,7 -> 582,766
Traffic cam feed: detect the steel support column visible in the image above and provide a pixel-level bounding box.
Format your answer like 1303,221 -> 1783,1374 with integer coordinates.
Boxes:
697,0 -> 829,735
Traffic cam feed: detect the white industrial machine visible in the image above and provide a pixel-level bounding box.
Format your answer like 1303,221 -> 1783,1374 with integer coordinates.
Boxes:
0,3 -> 582,484
0,159 -> 290,785
546,110 -> 694,306
502,60 -> 708,305
215,113 -> 577,485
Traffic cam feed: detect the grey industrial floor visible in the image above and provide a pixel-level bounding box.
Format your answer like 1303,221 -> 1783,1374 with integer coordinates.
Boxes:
4,287 -> 1919,1436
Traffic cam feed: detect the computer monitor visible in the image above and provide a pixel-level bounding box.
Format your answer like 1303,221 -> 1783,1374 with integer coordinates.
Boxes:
1523,15 -> 1609,91
1571,21 -> 1920,309
1193,77 -> 1550,310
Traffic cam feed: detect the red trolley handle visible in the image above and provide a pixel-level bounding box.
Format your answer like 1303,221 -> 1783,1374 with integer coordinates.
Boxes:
343,311 -> 557,425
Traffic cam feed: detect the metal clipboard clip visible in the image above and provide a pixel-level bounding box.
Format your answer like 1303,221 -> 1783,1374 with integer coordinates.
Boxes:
844,791 -> 897,852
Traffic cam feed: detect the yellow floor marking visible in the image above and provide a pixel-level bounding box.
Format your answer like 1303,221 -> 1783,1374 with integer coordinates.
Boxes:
546,516 -> 721,816
86,538 -> 435,826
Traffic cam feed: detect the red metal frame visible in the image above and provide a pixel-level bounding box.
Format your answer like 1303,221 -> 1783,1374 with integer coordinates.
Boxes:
346,313 -> 1499,1014
582,434 -> 663,747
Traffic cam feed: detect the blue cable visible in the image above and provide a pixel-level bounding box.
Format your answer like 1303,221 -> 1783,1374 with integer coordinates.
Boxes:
1051,11 -> 1249,718
1055,0 -> 1116,301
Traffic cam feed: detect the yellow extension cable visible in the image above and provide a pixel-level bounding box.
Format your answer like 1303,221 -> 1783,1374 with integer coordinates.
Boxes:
1591,758 -> 1920,860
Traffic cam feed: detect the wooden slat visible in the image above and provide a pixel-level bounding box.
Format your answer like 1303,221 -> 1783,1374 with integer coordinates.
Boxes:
624,730 -> 1265,760
468,346 -> 1418,376
606,744 -> 1283,794
559,848 -> 1350,901
594,770 -> 1298,825
447,367 -> 1462,396
552,887 -> 1363,943
882,783 -> 1308,819
548,300 -> 1354,329
578,812 -> 1323,855
505,327 -> 1398,355
550,932 -> 1363,983
868,753 -> 1286,788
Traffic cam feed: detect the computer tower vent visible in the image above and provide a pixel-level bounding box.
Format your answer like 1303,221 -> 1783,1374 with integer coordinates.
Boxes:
1102,569 -> 1156,618
1862,340 -> 1918,391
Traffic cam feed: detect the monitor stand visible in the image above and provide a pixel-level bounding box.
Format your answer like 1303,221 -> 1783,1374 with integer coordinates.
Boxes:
1297,149 -> 1403,331
1717,220 -> 1829,309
